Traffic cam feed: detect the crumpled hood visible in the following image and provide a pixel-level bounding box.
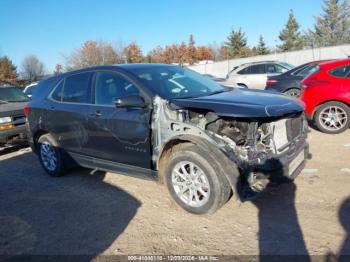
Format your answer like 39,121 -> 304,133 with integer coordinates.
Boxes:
0,102 -> 27,117
170,88 -> 304,118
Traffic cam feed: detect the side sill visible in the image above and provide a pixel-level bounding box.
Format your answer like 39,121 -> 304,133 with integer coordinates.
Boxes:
69,152 -> 158,182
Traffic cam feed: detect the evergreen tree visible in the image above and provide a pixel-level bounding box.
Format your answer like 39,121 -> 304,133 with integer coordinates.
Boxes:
186,34 -> 196,65
255,35 -> 270,55
278,10 -> 304,51
224,28 -> 249,58
306,0 -> 350,47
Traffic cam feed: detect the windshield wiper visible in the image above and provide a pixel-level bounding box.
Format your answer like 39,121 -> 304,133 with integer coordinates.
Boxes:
207,90 -> 227,96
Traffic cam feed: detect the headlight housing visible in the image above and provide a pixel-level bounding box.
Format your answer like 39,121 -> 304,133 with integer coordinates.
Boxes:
0,117 -> 13,130
0,117 -> 12,125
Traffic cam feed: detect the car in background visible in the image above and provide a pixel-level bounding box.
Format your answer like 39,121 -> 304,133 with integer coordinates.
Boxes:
0,85 -> 29,146
26,64 -> 309,214
301,59 -> 350,134
226,61 -> 294,89
202,74 -> 226,82
24,82 -> 38,98
265,60 -> 332,98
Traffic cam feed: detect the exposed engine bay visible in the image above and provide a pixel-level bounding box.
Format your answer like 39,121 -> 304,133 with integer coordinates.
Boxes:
152,96 -> 309,199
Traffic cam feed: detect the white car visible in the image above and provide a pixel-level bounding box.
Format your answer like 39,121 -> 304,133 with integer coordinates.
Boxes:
226,61 -> 294,89
24,82 -> 38,98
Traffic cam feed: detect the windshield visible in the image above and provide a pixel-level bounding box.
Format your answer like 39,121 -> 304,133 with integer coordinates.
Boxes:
0,87 -> 29,102
130,66 -> 225,99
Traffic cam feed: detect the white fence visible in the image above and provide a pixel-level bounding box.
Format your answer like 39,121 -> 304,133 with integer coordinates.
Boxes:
188,44 -> 350,78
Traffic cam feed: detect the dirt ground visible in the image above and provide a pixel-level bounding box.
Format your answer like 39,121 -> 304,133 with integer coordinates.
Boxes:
0,128 -> 350,258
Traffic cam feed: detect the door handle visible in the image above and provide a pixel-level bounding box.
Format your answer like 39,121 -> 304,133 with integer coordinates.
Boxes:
49,106 -> 55,111
90,111 -> 102,117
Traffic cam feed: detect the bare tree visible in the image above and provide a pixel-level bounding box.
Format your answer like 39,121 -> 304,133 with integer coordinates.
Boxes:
21,55 -> 45,82
147,46 -> 164,63
65,40 -> 123,70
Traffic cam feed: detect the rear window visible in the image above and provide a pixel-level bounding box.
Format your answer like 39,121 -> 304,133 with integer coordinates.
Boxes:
62,73 -> 92,103
296,64 -> 320,78
329,65 -> 350,78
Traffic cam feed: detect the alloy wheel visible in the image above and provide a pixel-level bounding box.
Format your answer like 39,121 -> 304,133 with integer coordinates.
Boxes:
319,106 -> 348,132
171,161 -> 210,208
40,142 -> 58,172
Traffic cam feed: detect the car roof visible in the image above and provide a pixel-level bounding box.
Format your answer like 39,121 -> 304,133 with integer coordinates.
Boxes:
0,85 -> 19,88
238,61 -> 282,67
318,58 -> 350,70
57,63 -> 177,78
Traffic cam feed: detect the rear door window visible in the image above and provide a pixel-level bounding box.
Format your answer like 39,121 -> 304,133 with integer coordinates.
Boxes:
51,80 -> 64,101
250,64 -> 266,74
62,73 -> 93,103
329,65 -> 350,78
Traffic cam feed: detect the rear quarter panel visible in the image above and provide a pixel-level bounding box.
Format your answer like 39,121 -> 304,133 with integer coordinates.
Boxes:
301,71 -> 350,116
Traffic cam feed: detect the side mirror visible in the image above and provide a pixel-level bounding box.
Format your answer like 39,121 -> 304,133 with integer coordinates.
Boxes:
115,95 -> 147,108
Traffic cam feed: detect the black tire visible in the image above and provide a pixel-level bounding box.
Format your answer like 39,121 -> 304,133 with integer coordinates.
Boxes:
163,143 -> 231,215
237,83 -> 248,88
284,88 -> 301,98
314,101 -> 350,134
37,134 -> 67,177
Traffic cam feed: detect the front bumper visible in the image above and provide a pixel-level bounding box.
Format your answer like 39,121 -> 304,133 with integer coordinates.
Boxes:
255,140 -> 310,181
0,125 -> 28,145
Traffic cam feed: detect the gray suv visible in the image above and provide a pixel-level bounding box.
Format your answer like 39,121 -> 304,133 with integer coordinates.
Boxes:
26,64 -> 309,214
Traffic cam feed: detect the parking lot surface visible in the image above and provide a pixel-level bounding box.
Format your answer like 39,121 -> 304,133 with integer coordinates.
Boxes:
0,129 -> 350,257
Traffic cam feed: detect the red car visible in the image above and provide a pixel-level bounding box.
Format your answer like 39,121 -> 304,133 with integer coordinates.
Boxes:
300,59 -> 350,134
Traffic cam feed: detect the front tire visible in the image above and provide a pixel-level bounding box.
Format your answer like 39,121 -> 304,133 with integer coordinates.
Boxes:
163,144 -> 231,215
37,134 -> 67,177
314,101 -> 350,134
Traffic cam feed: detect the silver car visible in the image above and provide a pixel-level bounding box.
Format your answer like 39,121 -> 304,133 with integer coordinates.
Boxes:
226,61 -> 294,89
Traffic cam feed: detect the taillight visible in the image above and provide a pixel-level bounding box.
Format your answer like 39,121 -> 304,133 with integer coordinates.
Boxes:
24,103 -> 30,117
266,80 -> 277,86
302,79 -> 329,89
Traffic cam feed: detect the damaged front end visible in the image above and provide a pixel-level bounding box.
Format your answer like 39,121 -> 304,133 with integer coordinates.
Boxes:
152,96 -> 309,200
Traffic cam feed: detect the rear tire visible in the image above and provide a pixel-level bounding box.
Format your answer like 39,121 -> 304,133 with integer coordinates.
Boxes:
284,88 -> 301,98
162,143 -> 231,215
314,101 -> 350,134
37,134 -> 67,177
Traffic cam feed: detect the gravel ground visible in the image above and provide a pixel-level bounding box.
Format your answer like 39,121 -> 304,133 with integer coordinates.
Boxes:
0,129 -> 350,258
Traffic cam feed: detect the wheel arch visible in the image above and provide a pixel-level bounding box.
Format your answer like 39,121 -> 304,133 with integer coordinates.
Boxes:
32,129 -> 49,153
312,99 -> 350,118
284,87 -> 300,92
156,134 -> 240,198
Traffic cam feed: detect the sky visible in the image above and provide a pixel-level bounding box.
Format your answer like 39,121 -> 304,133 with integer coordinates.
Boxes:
0,0 -> 324,72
